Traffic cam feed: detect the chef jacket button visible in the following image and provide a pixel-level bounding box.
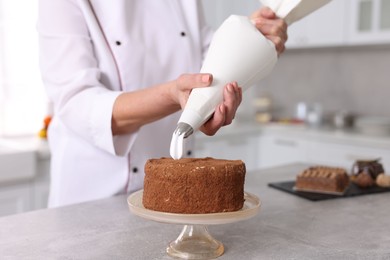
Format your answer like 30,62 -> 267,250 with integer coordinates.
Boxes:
115,41 -> 121,46
132,167 -> 138,173
180,31 -> 186,37
187,150 -> 192,156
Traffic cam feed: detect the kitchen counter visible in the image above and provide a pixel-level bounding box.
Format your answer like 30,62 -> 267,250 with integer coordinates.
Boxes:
1,163 -> 390,259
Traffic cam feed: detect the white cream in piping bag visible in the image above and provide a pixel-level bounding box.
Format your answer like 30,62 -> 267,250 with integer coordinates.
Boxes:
170,0 -> 333,159
170,130 -> 185,160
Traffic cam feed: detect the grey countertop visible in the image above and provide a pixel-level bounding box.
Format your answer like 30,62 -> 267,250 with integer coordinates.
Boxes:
1,163 -> 390,260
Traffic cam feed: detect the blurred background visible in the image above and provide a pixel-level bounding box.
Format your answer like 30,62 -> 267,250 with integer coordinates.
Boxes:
0,0 -> 390,217
1,0 -> 390,136
0,0 -> 47,137
202,0 -> 390,122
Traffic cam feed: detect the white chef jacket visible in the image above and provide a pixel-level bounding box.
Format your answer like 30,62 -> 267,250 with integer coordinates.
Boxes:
37,0 -> 213,207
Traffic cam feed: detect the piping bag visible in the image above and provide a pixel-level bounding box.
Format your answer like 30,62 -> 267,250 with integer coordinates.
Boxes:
170,0 -> 332,159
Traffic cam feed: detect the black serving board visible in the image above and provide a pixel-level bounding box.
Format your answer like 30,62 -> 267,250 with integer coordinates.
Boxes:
268,181 -> 390,201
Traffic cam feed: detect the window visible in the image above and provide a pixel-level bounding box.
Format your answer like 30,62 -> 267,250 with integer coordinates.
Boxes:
0,0 -> 47,136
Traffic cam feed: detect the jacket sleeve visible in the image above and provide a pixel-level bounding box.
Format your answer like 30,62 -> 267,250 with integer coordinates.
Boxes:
37,0 -> 136,156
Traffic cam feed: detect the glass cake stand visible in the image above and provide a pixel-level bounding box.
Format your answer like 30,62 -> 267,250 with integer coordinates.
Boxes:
127,190 -> 261,259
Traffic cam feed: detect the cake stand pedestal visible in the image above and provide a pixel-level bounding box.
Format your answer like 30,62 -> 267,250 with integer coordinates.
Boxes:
167,224 -> 223,259
127,190 -> 260,259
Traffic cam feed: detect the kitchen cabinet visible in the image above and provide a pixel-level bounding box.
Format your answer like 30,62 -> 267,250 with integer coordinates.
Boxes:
0,147 -> 36,183
307,140 -> 390,170
194,123 -> 390,172
33,182 -> 49,210
257,130 -> 390,170
202,0 -> 390,48
286,0 -> 347,48
0,183 -> 33,217
0,158 -> 50,217
285,0 -> 390,47
33,157 -> 50,209
194,132 -> 260,171
347,0 -> 390,44
194,125 -> 308,171
257,134 -> 308,169
0,144 -> 50,217
201,0 -> 348,48
258,129 -> 390,171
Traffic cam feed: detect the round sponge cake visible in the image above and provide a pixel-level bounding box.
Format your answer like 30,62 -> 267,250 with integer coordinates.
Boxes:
142,157 -> 246,214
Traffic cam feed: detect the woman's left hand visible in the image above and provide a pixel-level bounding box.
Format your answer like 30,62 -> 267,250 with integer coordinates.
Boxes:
250,7 -> 288,55
199,81 -> 242,136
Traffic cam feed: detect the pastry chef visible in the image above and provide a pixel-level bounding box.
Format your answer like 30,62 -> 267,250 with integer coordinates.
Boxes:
37,0 -> 288,207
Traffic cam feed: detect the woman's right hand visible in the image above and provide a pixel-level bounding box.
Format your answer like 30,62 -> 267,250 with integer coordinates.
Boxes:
169,73 -> 214,109
112,73 -> 241,136
112,73 -> 214,135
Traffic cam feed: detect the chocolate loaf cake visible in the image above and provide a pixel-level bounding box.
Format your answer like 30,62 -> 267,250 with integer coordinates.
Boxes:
295,166 -> 350,193
142,157 -> 246,214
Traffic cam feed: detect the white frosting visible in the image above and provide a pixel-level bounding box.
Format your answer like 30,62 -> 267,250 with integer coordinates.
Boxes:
170,131 -> 185,160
